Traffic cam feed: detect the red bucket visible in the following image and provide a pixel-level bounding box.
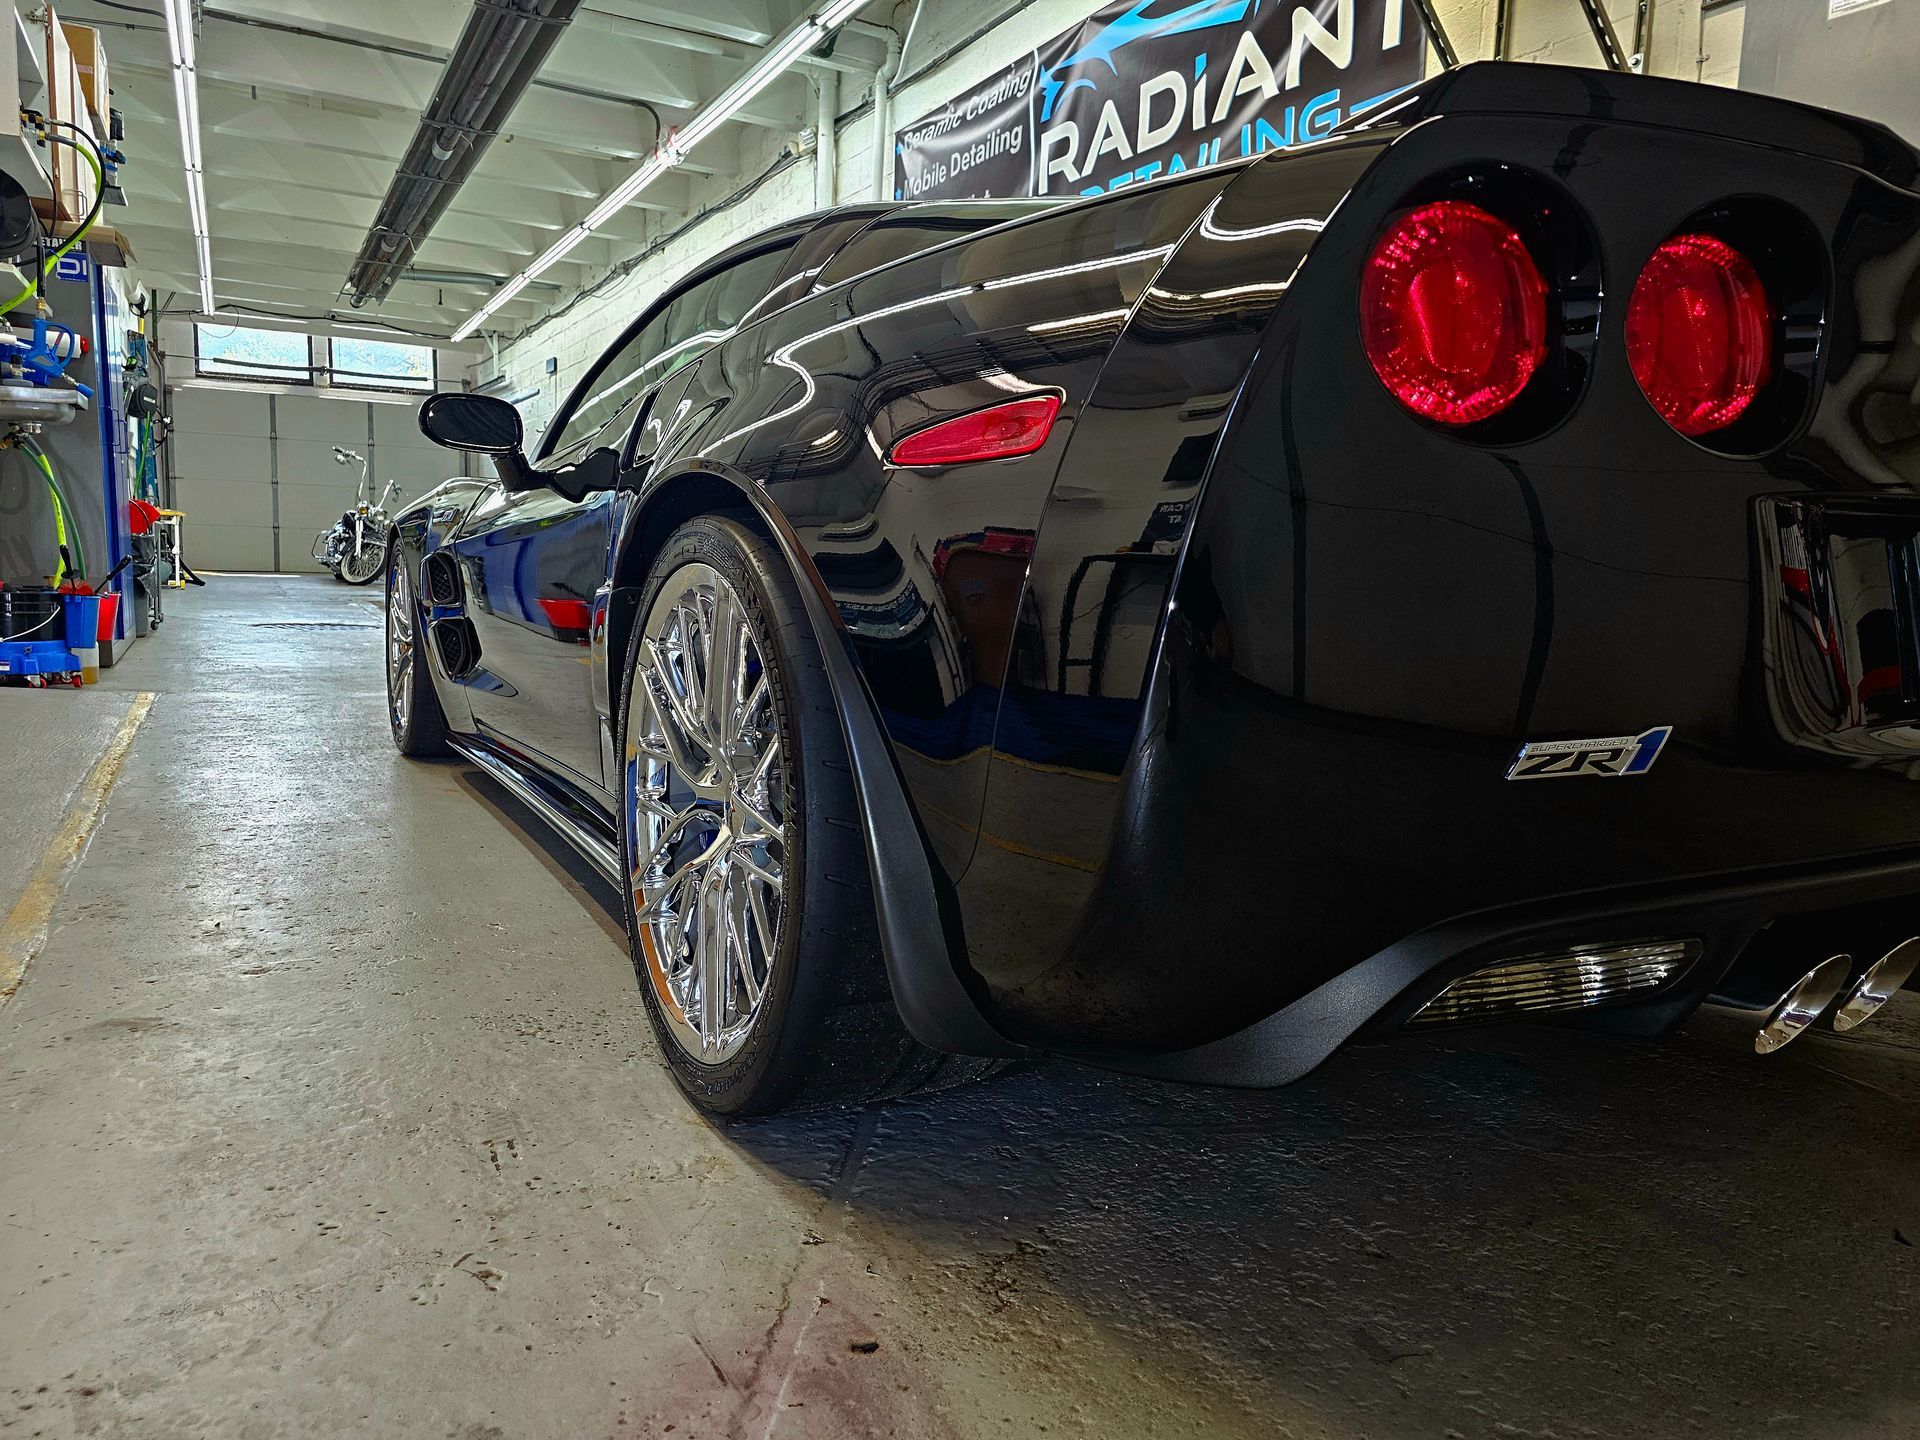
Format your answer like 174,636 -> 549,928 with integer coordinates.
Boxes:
95,592 -> 119,641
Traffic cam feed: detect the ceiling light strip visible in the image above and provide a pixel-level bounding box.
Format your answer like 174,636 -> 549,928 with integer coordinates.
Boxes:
161,0 -> 215,314
452,2 -> 868,342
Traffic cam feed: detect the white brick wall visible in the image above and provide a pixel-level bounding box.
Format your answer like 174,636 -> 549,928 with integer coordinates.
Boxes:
480,0 -> 1724,424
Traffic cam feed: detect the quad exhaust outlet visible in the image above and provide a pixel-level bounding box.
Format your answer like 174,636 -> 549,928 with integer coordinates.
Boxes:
1708,944 -> 1860,1054
1711,932 -> 1919,1053
1752,953 -> 1851,1054
1833,937 -> 1920,1033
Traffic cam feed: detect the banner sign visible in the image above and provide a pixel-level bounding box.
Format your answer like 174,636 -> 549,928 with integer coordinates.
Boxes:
894,0 -> 1426,202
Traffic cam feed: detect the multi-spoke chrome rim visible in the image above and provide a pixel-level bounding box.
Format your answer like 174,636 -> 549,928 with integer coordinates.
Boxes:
387,559 -> 414,733
624,561 -> 787,1064
343,535 -> 387,584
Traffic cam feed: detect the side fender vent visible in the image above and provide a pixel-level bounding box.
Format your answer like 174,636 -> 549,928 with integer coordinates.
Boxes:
431,617 -> 480,678
423,552 -> 463,608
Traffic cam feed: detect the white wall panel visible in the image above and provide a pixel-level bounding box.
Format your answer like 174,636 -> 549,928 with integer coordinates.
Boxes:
275,393 -> 364,445
187,522 -> 277,573
171,385 -> 272,439
371,399 -> 437,451
169,475 -> 274,529
165,384 -> 448,571
171,430 -> 272,489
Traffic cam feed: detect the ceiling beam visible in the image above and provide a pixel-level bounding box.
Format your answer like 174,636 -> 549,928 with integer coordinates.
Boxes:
83,12 -> 664,160
141,245 -> 547,321
134,192 -> 613,278
586,0 -> 781,47
126,166 -> 572,260
200,0 -> 465,53
117,110 -> 665,252
202,0 -> 719,111
113,75 -> 648,202
147,262 -> 524,336
117,90 -> 661,236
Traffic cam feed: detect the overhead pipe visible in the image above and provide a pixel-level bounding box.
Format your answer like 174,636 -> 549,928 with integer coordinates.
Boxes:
813,69 -> 839,207
862,16 -> 904,202
346,0 -> 601,307
403,267 -> 563,294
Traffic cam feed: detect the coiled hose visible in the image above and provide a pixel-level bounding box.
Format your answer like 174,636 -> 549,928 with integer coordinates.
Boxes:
2,128 -> 105,316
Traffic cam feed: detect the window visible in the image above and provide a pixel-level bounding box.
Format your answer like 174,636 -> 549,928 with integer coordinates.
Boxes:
329,336 -> 436,392
195,324 -> 316,383
540,242 -> 793,461
193,326 -> 440,395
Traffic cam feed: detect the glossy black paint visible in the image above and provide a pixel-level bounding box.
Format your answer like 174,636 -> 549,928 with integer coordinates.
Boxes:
394,64 -> 1920,1082
418,391 -> 523,453
453,484 -> 613,790
633,164 -> 1236,882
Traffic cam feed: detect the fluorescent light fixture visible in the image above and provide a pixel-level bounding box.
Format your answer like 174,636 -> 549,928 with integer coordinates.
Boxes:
672,26 -> 819,155
452,2 -> 869,341
196,234 -> 215,314
162,0 -> 193,67
161,0 -> 216,313
185,173 -> 207,237
580,152 -> 675,232
483,271 -> 536,313
181,79 -> 202,171
172,79 -> 203,177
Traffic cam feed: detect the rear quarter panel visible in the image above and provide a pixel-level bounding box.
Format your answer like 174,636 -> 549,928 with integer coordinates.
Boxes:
948,138 -> 1393,1026
635,169 -> 1236,882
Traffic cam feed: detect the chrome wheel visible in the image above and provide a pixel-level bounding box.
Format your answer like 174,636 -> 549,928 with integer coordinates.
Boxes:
342,532 -> 388,585
624,561 -> 787,1064
387,558 -> 414,733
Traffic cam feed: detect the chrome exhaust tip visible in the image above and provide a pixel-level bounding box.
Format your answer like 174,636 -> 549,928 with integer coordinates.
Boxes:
1754,953 -> 1851,1054
1832,937 -> 1920,1033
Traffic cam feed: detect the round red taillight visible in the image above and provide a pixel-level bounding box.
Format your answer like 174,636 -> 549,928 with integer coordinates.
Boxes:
1626,234 -> 1772,438
1360,200 -> 1549,426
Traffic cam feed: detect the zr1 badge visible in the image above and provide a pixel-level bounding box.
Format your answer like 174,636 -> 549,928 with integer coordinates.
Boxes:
1507,726 -> 1671,781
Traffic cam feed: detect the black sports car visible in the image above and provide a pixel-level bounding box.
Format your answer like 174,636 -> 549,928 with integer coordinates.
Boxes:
388,63 -> 1920,1115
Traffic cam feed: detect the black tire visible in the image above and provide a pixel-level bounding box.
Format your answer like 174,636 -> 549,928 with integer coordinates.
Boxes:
340,534 -> 388,585
618,515 -> 1001,1117
386,543 -> 450,758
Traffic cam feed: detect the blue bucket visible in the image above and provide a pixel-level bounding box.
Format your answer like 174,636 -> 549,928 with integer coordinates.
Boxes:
59,592 -> 99,646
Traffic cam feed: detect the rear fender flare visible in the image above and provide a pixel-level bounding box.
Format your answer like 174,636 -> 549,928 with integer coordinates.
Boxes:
604,459 -> 1026,1058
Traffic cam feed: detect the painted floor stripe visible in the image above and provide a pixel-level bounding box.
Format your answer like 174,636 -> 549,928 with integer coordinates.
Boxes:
0,691 -> 155,1008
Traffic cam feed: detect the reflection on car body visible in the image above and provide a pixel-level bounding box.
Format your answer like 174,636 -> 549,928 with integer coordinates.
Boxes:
383,64 -> 1920,1114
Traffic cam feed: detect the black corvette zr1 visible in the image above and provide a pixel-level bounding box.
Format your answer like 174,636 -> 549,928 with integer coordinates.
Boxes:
386,63 -> 1920,1115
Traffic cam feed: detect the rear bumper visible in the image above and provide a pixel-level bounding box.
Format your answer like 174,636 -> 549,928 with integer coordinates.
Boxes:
956,631 -> 1920,1067
1030,840 -> 1920,1089
937,104 -> 1920,1078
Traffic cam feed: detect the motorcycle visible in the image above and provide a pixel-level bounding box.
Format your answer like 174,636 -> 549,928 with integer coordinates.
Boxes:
312,447 -> 403,586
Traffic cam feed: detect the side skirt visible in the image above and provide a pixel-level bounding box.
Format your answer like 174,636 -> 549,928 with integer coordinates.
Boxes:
448,734 -> 622,886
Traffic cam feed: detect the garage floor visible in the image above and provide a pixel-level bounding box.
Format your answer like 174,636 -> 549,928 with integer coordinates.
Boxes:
3,575 -> 1920,1439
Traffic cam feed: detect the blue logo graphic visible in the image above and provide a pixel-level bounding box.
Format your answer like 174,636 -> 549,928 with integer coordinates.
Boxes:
1039,1 -> 1253,122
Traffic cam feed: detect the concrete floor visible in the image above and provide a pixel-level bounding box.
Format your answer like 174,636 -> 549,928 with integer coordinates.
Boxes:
3,574 -> 1920,1439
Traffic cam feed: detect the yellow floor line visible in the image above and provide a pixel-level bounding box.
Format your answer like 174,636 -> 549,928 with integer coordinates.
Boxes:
0,692 -> 155,1009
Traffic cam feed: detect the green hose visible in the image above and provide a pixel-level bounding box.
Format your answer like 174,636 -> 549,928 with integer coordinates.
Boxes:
134,416 -> 153,501
2,135 -> 103,315
18,437 -> 86,580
